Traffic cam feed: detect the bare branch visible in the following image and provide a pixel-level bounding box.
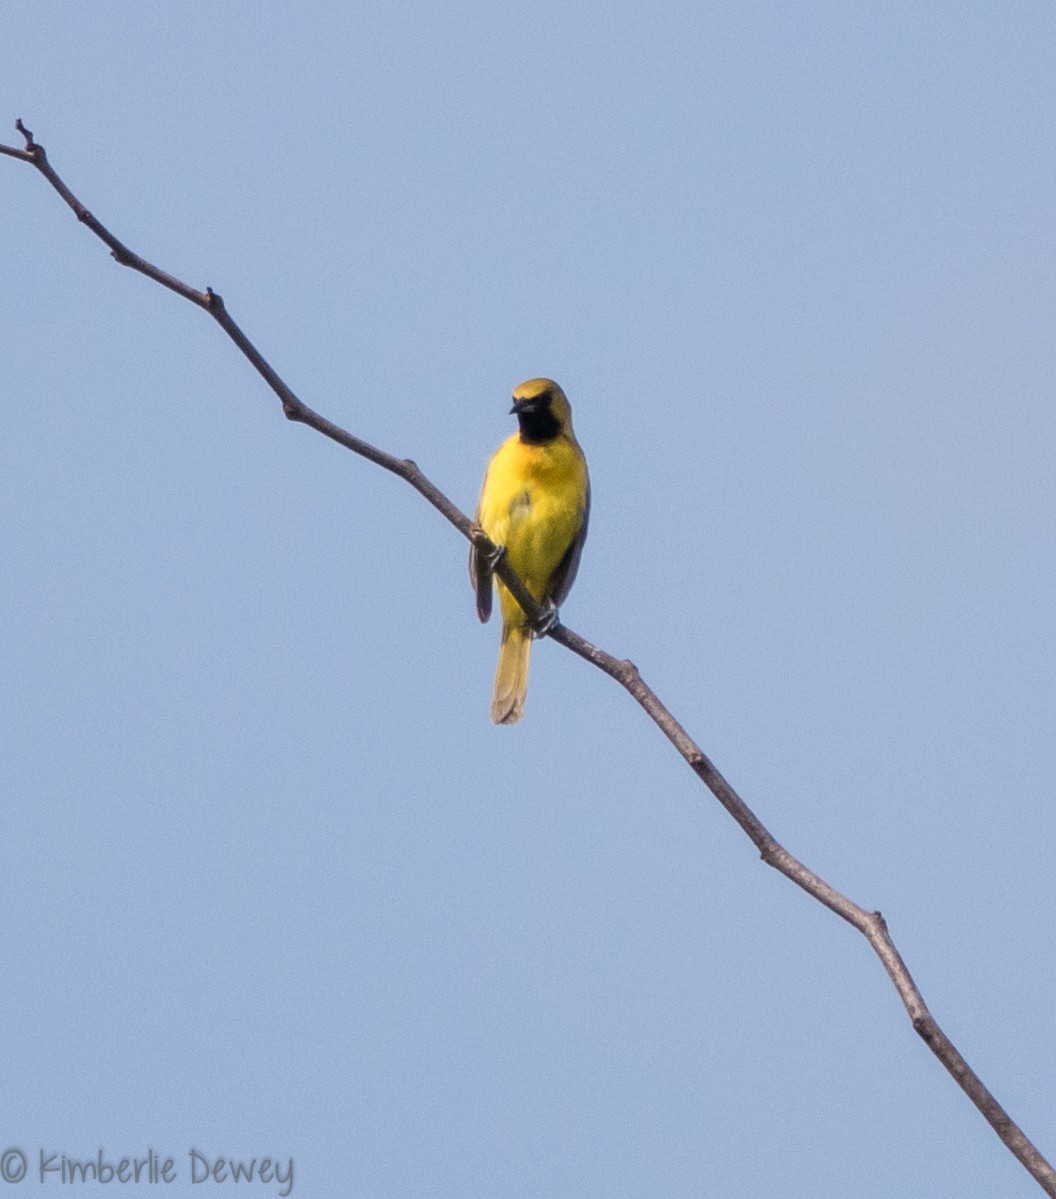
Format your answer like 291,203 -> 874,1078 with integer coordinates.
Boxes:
4,122 -> 1053,1196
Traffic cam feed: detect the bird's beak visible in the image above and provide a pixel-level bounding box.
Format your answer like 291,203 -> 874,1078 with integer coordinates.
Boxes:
510,397 -> 536,415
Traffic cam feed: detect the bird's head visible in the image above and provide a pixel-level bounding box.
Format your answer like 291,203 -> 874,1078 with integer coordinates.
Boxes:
510,378 -> 573,443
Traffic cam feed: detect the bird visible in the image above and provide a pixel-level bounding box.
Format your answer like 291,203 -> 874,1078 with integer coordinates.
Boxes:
470,378 -> 590,724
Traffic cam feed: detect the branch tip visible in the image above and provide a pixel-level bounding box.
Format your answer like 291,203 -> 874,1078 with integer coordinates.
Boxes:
8,125 -> 1056,1197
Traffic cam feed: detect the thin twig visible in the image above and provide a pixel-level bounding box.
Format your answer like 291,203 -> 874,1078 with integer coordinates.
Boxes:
4,120 -> 1053,1196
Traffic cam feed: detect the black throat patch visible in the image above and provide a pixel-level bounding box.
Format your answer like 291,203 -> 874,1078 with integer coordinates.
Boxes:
517,405 -> 561,444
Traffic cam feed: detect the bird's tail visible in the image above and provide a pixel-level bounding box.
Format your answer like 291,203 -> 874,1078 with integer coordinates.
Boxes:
491,622 -> 531,725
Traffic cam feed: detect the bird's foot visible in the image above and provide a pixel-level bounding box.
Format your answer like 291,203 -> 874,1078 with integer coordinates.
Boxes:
531,599 -> 559,638
471,526 -> 507,573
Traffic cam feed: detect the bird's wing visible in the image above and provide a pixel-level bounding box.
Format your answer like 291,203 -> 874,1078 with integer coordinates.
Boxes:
468,497 -> 493,624
546,481 -> 591,608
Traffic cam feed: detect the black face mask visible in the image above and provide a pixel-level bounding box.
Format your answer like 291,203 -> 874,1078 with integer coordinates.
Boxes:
514,401 -> 561,444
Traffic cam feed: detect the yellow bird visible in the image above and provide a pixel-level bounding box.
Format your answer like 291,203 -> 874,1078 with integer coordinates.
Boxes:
470,378 -> 590,724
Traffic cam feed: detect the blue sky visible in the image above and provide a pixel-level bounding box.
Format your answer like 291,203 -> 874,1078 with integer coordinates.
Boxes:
2,3 -> 1054,1196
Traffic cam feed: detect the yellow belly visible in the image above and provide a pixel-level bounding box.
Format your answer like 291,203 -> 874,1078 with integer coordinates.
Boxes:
477,432 -> 588,623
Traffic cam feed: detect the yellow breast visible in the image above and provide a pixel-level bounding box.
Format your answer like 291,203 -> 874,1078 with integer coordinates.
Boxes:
477,432 -> 589,610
